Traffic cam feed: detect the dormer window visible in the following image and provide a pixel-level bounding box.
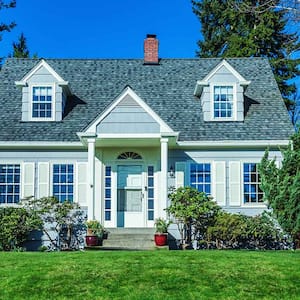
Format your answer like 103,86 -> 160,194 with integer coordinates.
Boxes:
194,59 -> 250,122
213,85 -> 234,119
15,59 -> 72,122
32,86 -> 54,119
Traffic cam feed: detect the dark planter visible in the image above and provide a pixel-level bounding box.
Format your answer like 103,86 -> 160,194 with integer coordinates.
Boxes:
154,233 -> 168,246
85,235 -> 99,247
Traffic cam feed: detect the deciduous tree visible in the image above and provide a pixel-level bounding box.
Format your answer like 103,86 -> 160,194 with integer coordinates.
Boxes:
0,0 -> 16,64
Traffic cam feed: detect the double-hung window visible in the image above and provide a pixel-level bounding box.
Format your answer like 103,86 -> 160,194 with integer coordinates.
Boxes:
243,163 -> 263,204
32,86 -> 53,119
0,164 -> 20,204
213,85 -> 233,119
53,164 -> 74,202
190,163 -> 211,194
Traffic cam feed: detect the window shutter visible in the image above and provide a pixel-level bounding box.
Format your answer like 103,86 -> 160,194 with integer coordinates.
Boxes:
22,162 -> 35,198
175,162 -> 186,188
38,162 -> 50,198
229,161 -> 241,206
213,161 -> 226,206
76,162 -> 88,204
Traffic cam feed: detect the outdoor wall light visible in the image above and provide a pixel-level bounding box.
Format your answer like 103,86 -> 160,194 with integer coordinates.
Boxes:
169,166 -> 175,178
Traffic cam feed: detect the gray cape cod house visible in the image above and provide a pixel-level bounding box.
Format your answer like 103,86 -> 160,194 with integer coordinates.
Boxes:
0,34 -> 294,229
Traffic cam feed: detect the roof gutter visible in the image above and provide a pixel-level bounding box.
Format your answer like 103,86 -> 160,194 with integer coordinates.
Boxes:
177,140 -> 290,149
0,141 -> 83,150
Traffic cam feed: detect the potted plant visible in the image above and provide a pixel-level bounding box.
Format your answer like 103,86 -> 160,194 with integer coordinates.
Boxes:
85,220 -> 104,246
154,218 -> 171,246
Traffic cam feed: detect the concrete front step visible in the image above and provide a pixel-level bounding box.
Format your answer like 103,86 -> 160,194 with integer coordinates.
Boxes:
102,227 -> 156,250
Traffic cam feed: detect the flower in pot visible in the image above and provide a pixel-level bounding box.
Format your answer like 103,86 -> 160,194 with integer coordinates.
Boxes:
85,220 -> 104,246
154,218 -> 171,246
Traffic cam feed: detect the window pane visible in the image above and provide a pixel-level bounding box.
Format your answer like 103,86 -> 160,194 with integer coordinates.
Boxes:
148,199 -> 154,209
148,211 -> 154,221
32,86 -> 52,118
214,86 -> 233,119
148,166 -> 154,176
105,211 -> 111,221
148,188 -> 154,198
148,177 -> 154,187
52,164 -> 74,203
189,163 -> 211,195
243,163 -> 263,204
105,189 -> 111,198
0,164 -> 20,204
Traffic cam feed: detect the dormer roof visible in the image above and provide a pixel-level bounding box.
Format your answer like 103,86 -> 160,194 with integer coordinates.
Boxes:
194,59 -> 251,97
15,59 -> 72,95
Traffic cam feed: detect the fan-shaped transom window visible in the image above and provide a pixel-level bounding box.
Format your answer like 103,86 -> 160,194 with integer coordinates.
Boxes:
117,152 -> 142,160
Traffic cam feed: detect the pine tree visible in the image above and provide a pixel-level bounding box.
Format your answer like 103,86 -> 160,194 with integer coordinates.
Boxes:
192,0 -> 300,110
11,32 -> 30,58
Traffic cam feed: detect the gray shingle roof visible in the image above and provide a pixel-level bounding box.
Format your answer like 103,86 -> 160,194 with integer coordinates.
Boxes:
0,57 -> 294,142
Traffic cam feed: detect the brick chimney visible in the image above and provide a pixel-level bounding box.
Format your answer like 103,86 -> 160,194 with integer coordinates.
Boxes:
144,34 -> 159,64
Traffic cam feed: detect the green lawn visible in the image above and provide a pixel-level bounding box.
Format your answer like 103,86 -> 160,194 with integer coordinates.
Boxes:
0,250 -> 299,300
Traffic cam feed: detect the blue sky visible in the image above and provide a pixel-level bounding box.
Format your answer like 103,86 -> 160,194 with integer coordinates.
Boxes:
1,0 -> 201,59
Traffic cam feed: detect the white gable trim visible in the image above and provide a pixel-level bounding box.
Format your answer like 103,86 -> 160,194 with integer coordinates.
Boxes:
194,59 -> 251,96
83,86 -> 175,134
15,59 -> 68,86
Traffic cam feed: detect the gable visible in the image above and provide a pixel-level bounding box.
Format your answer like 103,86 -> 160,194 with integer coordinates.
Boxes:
97,94 -> 160,134
15,59 -> 68,85
208,65 -> 240,83
84,86 -> 175,135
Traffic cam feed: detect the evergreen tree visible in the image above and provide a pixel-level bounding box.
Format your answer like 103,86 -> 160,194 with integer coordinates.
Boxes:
259,131 -> 300,247
192,0 -> 300,110
0,0 -> 16,64
11,32 -> 29,58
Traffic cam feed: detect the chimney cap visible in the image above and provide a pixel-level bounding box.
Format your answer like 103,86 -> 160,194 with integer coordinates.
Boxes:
146,34 -> 157,39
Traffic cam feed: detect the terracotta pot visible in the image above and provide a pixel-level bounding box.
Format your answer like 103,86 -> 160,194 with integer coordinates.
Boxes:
85,235 -> 99,247
154,233 -> 168,246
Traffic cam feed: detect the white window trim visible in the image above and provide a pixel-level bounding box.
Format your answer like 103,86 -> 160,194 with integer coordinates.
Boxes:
241,161 -> 266,208
29,83 -> 56,122
210,83 -> 237,121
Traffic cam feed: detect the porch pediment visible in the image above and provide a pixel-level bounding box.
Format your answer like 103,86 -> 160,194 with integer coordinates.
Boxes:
83,86 -> 175,135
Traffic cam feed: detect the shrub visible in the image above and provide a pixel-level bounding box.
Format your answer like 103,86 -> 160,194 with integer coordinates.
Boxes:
206,212 -> 293,250
21,197 -> 86,251
167,187 -> 221,246
0,206 -> 42,251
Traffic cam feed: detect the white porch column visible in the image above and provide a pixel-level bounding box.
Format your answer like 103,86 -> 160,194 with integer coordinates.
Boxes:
160,138 -> 169,218
87,138 -> 96,220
